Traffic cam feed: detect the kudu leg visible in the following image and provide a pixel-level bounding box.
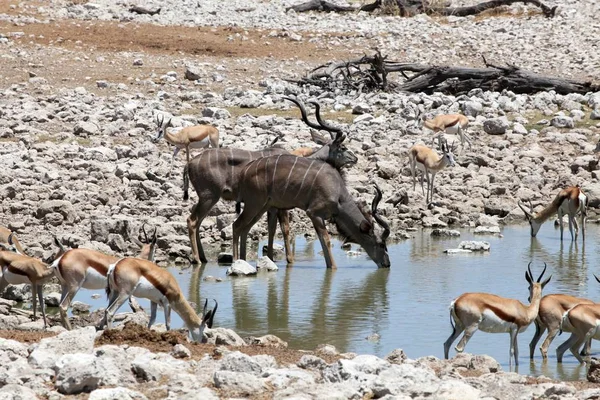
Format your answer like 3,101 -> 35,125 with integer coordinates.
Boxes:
309,215 -> 336,269
187,197 -> 218,264
277,210 -> 294,264
266,209 -> 278,261
233,202 -> 270,260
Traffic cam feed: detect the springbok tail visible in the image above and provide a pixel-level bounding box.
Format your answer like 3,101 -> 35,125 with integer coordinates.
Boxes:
183,165 -> 190,201
449,300 -> 457,330
105,262 -> 117,300
559,306 -> 578,335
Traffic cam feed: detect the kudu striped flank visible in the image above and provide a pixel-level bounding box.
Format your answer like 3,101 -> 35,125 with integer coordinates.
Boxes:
182,97 -> 357,264
444,263 -> 551,366
518,186 -> 587,241
233,154 -> 390,269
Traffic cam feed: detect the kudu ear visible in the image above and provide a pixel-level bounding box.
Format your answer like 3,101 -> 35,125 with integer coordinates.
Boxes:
309,129 -> 329,146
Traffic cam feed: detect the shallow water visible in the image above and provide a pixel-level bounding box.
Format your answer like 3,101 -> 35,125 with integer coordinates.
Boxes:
70,223 -> 600,380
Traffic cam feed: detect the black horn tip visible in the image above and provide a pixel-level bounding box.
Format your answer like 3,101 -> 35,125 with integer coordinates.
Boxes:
537,262 -> 548,282
594,274 -> 600,284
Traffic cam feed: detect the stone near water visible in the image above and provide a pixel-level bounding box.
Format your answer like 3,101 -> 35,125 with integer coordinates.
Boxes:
226,259 -> 257,276
459,241 -> 491,251
256,256 -> 278,271
217,252 -> 234,264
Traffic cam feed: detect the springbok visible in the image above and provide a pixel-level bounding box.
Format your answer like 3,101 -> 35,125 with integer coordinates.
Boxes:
556,282 -> 600,363
0,235 -> 55,328
100,257 -> 217,342
530,291 -> 594,360
416,113 -> 471,149
153,114 -> 220,176
182,97 -> 357,264
444,263 -> 551,366
408,139 -> 456,204
232,154 -> 391,269
518,186 -> 587,241
51,225 -> 158,330
0,226 -> 25,255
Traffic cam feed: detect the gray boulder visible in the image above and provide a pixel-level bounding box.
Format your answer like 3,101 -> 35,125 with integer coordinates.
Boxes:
483,118 -> 510,135
213,371 -> 265,394
29,326 -> 97,369
551,115 -> 575,128
204,327 -> 247,346
256,256 -> 278,271
459,241 -> 491,251
88,387 -> 148,400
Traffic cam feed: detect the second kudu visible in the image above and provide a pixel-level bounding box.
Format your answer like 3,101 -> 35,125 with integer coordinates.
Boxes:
232,154 -> 391,269
183,97 -> 357,264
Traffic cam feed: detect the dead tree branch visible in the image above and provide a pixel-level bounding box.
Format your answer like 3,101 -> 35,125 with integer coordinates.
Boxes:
129,6 -> 162,15
287,0 -> 557,17
291,53 -> 599,95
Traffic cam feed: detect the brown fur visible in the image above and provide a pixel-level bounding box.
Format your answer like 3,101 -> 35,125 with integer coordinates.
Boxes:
533,187 -> 581,223
0,226 -> 26,255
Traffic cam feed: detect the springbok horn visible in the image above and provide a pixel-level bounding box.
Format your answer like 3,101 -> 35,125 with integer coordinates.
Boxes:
152,227 -> 157,243
54,236 -> 66,253
528,199 -> 534,214
595,274 -> 600,284
518,201 -> 532,218
142,224 -> 149,244
207,299 -> 218,328
202,298 -> 208,317
526,261 -> 533,282
537,262 -> 547,283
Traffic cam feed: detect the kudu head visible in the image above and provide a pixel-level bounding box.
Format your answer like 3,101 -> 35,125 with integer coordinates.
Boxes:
525,262 -> 551,302
190,298 -> 218,343
153,114 -> 172,143
132,224 -> 158,262
284,97 -> 358,169
518,200 -> 542,237
358,184 -> 391,268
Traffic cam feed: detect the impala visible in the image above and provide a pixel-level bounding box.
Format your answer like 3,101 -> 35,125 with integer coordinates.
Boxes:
100,257 -> 217,342
0,234 -> 55,328
0,226 -> 25,255
556,282 -> 600,363
529,279 -> 597,359
408,139 -> 456,204
51,225 -> 158,330
183,97 -> 357,264
233,154 -> 391,269
417,113 -> 471,149
518,186 -> 587,241
153,114 -> 220,176
444,263 -> 551,366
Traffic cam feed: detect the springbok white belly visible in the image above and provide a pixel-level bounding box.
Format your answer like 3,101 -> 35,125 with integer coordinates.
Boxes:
82,267 -> 108,290
132,277 -> 167,304
188,138 -> 210,149
444,123 -> 461,135
479,309 -> 526,333
2,268 -> 31,285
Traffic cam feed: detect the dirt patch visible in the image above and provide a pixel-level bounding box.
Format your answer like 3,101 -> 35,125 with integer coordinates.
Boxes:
0,329 -> 57,343
0,19 -> 343,60
95,322 -> 341,365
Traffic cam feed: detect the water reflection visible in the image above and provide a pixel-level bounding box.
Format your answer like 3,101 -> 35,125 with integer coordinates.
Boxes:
70,223 -> 600,381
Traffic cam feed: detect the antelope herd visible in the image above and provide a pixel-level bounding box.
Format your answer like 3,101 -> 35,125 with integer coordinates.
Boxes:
0,98 -> 598,369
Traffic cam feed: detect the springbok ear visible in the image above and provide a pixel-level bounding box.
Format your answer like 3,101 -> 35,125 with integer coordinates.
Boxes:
541,275 -> 552,288
359,220 -> 372,233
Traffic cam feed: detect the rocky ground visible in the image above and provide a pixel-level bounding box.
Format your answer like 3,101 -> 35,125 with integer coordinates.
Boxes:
3,299 -> 600,400
2,0 -> 600,396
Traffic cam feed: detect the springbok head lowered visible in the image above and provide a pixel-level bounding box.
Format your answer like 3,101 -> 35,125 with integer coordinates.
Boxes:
518,200 -> 542,237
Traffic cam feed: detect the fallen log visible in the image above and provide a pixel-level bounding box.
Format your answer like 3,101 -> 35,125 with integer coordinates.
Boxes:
287,0 -> 557,17
291,53 -> 599,95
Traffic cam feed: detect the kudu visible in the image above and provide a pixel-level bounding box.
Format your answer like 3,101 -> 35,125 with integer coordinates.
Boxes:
182,97 -> 357,264
232,155 -> 391,269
